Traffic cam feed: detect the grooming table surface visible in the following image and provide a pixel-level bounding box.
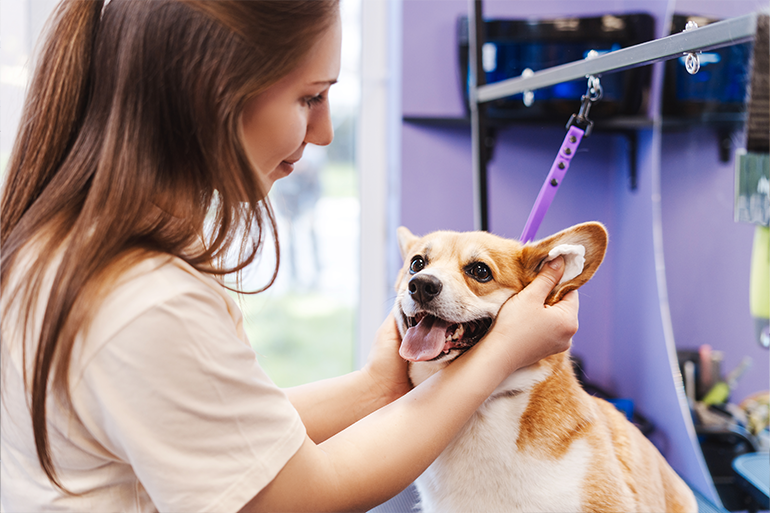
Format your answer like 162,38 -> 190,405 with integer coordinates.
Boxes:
732,452 -> 770,510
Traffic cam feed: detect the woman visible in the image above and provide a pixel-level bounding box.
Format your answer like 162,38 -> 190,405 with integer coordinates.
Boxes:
0,1 -> 579,511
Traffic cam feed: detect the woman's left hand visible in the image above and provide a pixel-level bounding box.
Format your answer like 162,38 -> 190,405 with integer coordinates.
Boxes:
361,313 -> 411,404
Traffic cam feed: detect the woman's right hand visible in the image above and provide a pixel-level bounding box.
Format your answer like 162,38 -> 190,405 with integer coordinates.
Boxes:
483,256 -> 579,374
361,313 -> 411,403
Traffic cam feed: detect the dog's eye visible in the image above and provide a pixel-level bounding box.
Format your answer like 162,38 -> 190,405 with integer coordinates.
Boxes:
466,262 -> 493,282
409,256 -> 426,274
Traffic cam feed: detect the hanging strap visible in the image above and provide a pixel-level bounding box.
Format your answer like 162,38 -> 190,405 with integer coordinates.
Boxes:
519,125 -> 586,243
519,76 -> 602,243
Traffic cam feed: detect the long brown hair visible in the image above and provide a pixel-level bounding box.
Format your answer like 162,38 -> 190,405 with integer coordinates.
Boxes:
0,0 -> 339,491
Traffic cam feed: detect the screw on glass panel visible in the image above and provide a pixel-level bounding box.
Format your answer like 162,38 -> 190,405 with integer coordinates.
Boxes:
683,21 -> 701,75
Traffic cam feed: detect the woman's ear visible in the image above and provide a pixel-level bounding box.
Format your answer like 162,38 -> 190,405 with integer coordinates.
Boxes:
519,222 -> 608,305
396,226 -> 419,261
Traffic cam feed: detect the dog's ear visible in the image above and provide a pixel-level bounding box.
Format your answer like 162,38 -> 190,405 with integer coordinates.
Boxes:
396,226 -> 420,261
519,222 -> 608,305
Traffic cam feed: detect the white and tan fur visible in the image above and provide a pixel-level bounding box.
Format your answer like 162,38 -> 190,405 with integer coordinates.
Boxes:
393,222 -> 697,513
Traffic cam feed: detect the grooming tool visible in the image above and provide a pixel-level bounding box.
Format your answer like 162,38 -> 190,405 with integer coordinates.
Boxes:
702,357 -> 753,406
750,226 -> 769,348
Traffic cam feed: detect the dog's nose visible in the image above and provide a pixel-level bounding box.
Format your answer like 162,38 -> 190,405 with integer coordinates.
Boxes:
408,274 -> 443,304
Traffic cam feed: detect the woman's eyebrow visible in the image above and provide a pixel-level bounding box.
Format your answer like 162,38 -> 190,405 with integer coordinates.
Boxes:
311,79 -> 338,87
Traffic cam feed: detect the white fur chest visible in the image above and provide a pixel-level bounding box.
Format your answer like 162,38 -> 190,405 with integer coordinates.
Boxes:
414,387 -> 592,513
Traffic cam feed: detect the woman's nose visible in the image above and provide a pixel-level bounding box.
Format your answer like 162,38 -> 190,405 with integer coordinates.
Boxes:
305,103 -> 334,147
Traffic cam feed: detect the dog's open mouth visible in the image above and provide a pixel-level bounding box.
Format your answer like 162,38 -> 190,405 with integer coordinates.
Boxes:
399,312 -> 494,362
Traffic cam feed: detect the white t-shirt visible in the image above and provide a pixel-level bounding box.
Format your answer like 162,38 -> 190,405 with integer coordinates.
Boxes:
1,253 -> 306,512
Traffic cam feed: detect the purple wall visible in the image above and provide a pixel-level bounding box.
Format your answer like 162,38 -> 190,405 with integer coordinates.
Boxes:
398,0 -> 768,505
399,123 -> 474,233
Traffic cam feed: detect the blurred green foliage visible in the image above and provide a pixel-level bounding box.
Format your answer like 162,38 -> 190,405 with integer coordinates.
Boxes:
238,291 -> 356,388
320,162 -> 357,198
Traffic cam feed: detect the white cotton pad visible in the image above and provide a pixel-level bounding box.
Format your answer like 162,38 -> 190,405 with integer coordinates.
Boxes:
545,244 -> 585,284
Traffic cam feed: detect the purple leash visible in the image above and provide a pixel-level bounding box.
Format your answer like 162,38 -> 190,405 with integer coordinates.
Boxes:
519,76 -> 602,243
519,125 -> 586,243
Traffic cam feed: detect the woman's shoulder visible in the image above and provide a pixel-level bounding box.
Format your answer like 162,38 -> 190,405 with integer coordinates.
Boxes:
93,253 -> 241,332
107,253 -> 231,308
75,253 -> 247,366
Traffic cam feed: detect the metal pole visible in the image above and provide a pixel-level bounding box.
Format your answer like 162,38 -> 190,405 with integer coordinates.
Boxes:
468,0 -> 489,231
477,12 -> 758,103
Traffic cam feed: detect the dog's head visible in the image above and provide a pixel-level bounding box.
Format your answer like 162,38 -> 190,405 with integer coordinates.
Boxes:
393,222 -> 608,364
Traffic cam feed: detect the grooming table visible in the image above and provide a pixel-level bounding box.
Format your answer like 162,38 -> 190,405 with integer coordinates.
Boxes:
732,452 -> 770,511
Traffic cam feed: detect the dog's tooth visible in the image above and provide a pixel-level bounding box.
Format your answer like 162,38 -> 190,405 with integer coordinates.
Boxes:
449,324 -> 464,341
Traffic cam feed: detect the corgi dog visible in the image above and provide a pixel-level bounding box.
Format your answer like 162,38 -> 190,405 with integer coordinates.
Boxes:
393,222 -> 697,513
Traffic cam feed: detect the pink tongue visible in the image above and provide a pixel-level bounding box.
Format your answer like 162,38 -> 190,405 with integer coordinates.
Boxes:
399,316 -> 452,362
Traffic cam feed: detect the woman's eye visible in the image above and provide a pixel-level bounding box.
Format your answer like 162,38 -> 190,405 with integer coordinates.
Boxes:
409,256 -> 426,274
466,262 -> 492,282
305,93 -> 325,107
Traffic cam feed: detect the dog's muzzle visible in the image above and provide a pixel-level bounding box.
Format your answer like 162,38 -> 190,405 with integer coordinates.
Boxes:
399,311 -> 494,362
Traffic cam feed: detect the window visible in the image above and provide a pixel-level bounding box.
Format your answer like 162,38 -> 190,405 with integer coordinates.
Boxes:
1,0 -> 382,389
235,0 -> 363,387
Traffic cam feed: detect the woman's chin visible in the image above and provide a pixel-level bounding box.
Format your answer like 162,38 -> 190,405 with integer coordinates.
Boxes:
253,161 -> 296,200
276,160 -> 295,178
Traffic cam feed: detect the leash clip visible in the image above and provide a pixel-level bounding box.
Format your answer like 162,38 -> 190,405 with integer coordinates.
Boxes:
566,74 -> 602,137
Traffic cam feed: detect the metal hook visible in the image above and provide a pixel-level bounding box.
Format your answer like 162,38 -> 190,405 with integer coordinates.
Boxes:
584,50 -> 604,104
521,68 -> 535,107
683,20 -> 701,75
586,75 -> 603,102
566,74 -> 602,136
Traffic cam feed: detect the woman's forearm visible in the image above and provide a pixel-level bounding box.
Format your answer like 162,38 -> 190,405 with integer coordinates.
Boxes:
286,314 -> 410,443
320,332 -> 516,504
286,369 -> 401,443
245,328 -> 537,513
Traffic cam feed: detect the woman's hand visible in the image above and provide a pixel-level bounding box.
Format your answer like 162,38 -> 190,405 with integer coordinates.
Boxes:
361,313 -> 411,404
483,256 -> 579,373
